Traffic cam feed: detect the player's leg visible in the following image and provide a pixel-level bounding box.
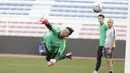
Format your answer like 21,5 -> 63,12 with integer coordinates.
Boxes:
66,52 -> 72,59
93,46 -> 104,73
106,48 -> 114,73
107,58 -> 113,73
56,52 -> 72,61
47,52 -> 72,67
50,52 -> 72,61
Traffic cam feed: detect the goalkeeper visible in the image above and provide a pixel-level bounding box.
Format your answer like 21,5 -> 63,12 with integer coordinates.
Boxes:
39,18 -> 74,67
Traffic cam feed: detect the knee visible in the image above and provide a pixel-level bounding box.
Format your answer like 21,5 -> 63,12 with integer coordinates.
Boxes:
106,59 -> 112,64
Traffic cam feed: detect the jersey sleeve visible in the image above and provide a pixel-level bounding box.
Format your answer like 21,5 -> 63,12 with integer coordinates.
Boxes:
51,27 -> 60,35
45,23 -> 60,35
58,39 -> 66,55
105,24 -> 109,30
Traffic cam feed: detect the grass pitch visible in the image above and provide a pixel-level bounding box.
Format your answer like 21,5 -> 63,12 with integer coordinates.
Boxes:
0,56 -> 124,73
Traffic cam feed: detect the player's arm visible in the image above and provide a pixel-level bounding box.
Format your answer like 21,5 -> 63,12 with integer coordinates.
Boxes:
39,18 -> 52,30
110,37 -> 115,50
105,24 -> 109,30
110,28 -> 116,50
45,23 -> 53,30
55,40 -> 66,61
39,18 -> 58,34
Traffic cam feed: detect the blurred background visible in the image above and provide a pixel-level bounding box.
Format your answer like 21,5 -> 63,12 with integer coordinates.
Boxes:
0,0 -> 127,59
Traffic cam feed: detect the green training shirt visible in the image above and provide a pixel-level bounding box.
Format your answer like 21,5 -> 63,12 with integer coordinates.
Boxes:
99,24 -> 108,46
42,27 -> 66,55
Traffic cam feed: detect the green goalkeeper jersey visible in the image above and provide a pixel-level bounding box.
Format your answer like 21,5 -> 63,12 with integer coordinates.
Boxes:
100,24 -> 108,46
42,27 -> 66,55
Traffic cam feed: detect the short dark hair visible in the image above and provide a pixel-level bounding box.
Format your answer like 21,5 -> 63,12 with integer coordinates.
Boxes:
98,14 -> 105,18
66,27 -> 74,35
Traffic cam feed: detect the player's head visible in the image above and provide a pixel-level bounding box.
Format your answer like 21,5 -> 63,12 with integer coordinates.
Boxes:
107,19 -> 113,28
98,14 -> 105,24
60,27 -> 74,37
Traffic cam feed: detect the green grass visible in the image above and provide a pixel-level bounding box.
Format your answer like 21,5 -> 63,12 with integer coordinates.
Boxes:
0,56 -> 124,73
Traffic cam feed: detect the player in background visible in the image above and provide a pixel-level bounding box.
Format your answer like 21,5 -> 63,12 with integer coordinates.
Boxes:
39,18 -> 74,67
93,14 -> 108,73
38,41 -> 46,56
102,19 -> 116,73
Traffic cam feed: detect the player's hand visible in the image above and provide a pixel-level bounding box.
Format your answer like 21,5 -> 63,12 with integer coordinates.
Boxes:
47,59 -> 56,67
39,18 -> 48,24
108,49 -> 112,55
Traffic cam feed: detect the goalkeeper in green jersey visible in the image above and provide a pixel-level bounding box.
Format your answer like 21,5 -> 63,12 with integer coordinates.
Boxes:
39,18 -> 74,67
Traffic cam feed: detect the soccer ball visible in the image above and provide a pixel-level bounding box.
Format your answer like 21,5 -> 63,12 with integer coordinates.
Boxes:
92,1 -> 103,13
